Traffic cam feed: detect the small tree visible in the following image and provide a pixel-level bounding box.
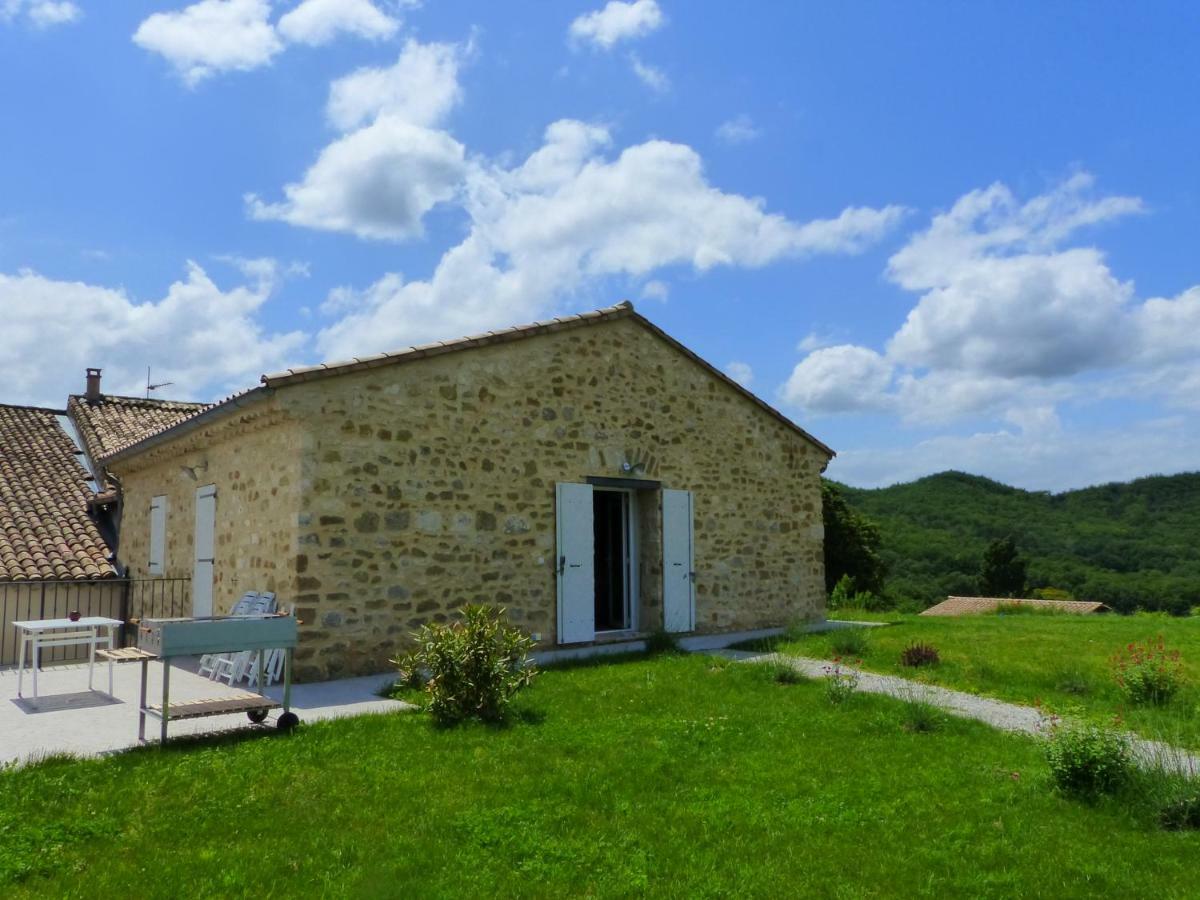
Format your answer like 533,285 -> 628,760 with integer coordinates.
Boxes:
822,481 -> 886,595
979,537 -> 1027,598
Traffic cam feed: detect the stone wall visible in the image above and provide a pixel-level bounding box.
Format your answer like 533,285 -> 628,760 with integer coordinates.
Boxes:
280,317 -> 829,679
114,406 -> 304,618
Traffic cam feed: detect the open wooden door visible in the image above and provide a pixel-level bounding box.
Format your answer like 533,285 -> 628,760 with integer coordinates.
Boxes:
662,489 -> 695,633
556,482 -> 595,643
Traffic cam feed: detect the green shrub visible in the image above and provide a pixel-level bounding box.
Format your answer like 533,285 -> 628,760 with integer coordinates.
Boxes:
1158,792 -> 1200,831
828,574 -> 855,609
759,660 -> 806,685
1044,720 -> 1132,799
399,605 -> 536,724
1110,636 -> 1185,705
392,650 -> 427,690
899,690 -> 946,733
830,628 -> 870,657
1052,668 -> 1092,696
900,642 -> 940,668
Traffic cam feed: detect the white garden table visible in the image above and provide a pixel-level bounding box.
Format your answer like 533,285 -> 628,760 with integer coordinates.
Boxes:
12,617 -> 123,700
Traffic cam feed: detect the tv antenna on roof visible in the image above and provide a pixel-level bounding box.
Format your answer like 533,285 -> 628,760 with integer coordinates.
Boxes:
146,366 -> 174,399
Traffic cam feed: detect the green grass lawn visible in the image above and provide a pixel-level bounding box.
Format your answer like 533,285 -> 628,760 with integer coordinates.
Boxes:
2,652 -> 1199,898
778,611 -> 1200,747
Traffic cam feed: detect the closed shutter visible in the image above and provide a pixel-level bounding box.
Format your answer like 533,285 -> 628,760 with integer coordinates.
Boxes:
662,489 -> 695,633
556,482 -> 595,644
148,496 -> 167,575
193,485 -> 216,618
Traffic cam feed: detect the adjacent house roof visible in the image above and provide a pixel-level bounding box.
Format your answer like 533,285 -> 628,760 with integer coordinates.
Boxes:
101,301 -> 836,463
0,404 -> 116,581
921,596 -> 1111,616
67,393 -> 209,464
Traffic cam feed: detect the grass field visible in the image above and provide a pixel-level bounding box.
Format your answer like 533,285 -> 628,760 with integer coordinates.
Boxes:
2,651 -> 1198,898
776,611 -> 1200,748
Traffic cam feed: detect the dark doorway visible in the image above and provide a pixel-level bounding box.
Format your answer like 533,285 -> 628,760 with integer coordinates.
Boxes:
593,489 -> 631,631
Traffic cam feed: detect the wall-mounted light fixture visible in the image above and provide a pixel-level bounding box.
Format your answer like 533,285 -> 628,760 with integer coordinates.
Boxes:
621,459 -> 647,476
179,460 -> 209,481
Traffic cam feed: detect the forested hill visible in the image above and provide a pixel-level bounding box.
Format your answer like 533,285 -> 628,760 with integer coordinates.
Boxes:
835,471 -> 1200,613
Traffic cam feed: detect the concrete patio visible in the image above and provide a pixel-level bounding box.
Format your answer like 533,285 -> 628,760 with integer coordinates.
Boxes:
0,656 -> 412,767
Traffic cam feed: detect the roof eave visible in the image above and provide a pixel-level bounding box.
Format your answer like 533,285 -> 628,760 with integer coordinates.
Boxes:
99,386 -> 270,466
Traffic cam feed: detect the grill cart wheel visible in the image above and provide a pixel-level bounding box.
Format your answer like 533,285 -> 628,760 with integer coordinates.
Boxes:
247,709 -> 269,724
277,711 -> 300,731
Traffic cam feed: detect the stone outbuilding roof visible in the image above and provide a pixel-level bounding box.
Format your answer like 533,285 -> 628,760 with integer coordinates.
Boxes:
100,301 -> 836,463
921,596 -> 1111,616
0,404 -> 116,581
67,393 -> 208,463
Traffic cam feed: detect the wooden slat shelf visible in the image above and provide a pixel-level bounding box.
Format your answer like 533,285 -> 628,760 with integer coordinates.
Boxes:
97,647 -> 157,663
144,692 -> 279,721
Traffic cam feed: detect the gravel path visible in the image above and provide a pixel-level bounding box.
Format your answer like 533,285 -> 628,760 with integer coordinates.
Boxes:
724,650 -> 1200,777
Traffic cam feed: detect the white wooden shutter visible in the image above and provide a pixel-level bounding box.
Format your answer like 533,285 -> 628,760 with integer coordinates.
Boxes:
556,482 -> 595,644
148,496 -> 167,575
193,484 -> 216,618
662,489 -> 695,633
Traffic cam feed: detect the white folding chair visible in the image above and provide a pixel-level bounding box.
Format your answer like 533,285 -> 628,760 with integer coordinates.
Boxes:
209,592 -> 281,686
198,592 -> 260,678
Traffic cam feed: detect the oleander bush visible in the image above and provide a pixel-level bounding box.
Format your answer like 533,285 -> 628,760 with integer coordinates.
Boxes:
396,605 -> 536,724
1111,636 -> 1186,706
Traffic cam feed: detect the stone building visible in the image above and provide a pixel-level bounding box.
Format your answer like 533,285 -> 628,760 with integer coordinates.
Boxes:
0,377 -> 203,664
99,302 -> 835,680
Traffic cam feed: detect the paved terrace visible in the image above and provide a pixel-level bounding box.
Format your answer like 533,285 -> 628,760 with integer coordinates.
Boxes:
1,658 -> 410,767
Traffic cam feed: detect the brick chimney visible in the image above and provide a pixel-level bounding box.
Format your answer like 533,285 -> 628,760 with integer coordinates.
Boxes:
85,367 -> 102,403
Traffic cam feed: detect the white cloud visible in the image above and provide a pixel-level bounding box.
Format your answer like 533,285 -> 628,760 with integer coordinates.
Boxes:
2,262 -> 306,407
569,0 -> 664,49
246,116 -> 467,240
781,173 -> 1200,490
781,174 -> 1171,425
629,53 -> 669,92
723,361 -> 753,388
249,36 -> 470,241
312,119 -> 905,358
2,0 -> 80,28
781,345 -> 893,414
134,0 -> 405,85
1132,285 -> 1200,366
887,248 -> 1132,378
640,279 -> 669,301
716,115 -> 761,145
327,39 -> 463,132
797,331 -> 835,353
133,0 -> 283,87
276,0 -> 399,47
887,173 -> 1143,292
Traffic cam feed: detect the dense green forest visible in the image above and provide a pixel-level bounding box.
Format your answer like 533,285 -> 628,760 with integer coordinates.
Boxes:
833,471 -> 1200,614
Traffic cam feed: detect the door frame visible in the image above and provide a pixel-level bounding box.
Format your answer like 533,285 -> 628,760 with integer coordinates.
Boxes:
592,486 -> 639,634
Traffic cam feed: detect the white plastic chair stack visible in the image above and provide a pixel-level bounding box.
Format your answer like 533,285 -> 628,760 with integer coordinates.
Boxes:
209,593 -> 278,686
197,591 -> 260,678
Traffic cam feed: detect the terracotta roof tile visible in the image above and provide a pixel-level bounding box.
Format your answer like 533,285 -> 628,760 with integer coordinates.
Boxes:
0,404 -> 116,581
921,596 -> 1111,616
67,394 -> 208,463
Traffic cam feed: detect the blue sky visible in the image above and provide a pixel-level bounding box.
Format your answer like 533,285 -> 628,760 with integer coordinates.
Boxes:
2,1 -> 1197,491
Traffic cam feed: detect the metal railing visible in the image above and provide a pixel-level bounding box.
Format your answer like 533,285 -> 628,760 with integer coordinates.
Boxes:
0,578 -> 191,667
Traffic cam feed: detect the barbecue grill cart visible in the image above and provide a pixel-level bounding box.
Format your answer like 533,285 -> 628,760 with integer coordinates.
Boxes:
116,614 -> 299,745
